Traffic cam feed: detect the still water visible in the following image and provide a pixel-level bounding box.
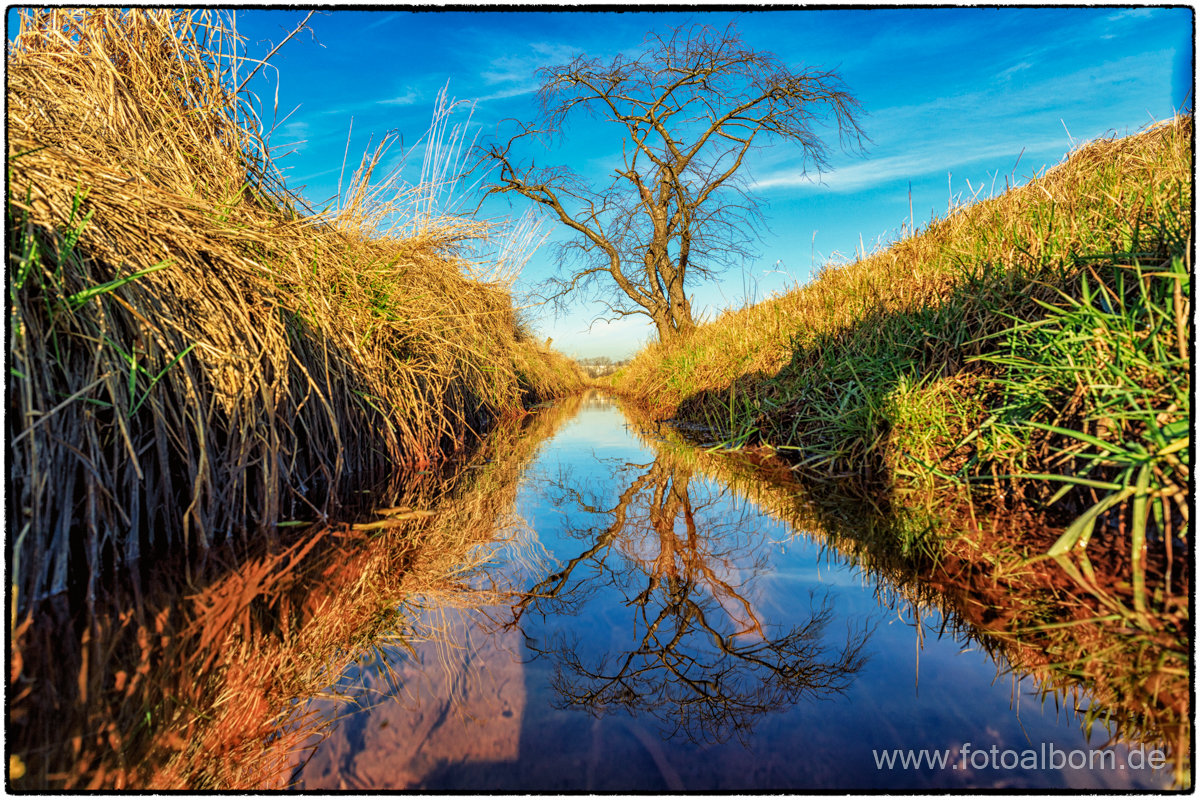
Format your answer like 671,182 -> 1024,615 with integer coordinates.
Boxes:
292,393 -> 1168,791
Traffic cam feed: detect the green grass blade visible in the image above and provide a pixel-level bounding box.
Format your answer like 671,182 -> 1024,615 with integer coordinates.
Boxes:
1130,463 -> 1151,614
1045,486 -> 1136,557
67,259 -> 173,309
130,343 -> 196,416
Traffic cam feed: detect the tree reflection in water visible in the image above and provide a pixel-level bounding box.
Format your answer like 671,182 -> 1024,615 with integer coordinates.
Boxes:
507,449 -> 873,745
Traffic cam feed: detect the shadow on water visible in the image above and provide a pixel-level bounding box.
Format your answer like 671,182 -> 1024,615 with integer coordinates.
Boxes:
293,393 -> 1182,791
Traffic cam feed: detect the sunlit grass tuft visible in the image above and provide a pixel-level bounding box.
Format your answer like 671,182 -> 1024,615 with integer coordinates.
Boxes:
975,256 -> 1189,610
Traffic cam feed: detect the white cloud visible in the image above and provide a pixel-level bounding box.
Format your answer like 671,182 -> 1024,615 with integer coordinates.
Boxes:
750,135 -> 1068,194
481,55 -> 532,86
361,12 -> 403,33
998,60 -> 1033,79
380,89 -> 420,106
749,44 -> 1174,195
1106,8 -> 1155,23
277,120 -> 309,142
474,45 -> 576,103
474,82 -> 540,104
292,165 -> 342,186
530,41 -> 581,63
316,91 -> 427,117
480,42 -> 580,88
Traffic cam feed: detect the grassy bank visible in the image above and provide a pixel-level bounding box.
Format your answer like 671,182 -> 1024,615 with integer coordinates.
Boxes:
616,114 -> 1190,579
7,9 -> 584,614
614,116 -> 1191,755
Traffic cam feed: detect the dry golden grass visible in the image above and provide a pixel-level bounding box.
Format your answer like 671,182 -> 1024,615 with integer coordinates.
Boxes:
7,9 -> 585,787
7,8 -> 583,610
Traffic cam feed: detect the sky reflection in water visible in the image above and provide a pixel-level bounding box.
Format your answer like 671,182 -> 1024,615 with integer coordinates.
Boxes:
296,393 -> 1168,791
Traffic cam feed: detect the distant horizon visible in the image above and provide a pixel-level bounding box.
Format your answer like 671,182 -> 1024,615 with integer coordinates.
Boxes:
11,6 -> 1188,359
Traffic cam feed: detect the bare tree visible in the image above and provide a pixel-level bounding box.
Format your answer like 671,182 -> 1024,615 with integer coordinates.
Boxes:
483,23 -> 866,343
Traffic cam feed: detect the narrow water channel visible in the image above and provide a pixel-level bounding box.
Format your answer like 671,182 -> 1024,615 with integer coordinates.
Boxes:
290,392 -> 1171,791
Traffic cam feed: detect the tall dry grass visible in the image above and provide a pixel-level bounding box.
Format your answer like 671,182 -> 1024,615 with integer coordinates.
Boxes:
7,8 -> 582,613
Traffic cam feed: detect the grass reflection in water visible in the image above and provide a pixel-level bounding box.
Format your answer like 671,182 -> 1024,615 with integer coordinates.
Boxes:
9,394 -> 586,790
617,396 -> 1188,788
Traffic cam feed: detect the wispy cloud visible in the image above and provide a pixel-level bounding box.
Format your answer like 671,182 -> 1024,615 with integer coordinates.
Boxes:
380,89 -> 420,106
290,165 -> 342,188
478,42 -> 580,95
474,82 -> 540,104
1101,7 -> 1157,38
482,54 -> 535,86
751,42 -> 1174,195
361,12 -> 403,33
315,90 -> 428,117
1105,8 -> 1155,23
276,120 -> 309,142
315,100 -> 377,118
750,137 -> 1066,193
998,60 -> 1033,79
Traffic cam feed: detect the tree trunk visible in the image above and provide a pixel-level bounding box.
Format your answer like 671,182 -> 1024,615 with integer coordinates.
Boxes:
654,313 -> 676,343
664,278 -> 696,342
653,312 -> 696,344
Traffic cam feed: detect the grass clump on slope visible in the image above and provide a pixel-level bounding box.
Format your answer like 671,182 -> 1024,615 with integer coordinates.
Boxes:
7,8 -> 583,613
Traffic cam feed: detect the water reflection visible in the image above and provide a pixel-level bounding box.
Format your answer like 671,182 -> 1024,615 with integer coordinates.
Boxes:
8,394 -> 586,790
294,393 -> 1177,791
628,400 -> 1189,785
15,390 -> 1180,790
510,451 -> 870,745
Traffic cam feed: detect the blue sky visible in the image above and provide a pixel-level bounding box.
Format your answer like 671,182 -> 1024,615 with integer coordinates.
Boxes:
15,7 -> 1191,358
